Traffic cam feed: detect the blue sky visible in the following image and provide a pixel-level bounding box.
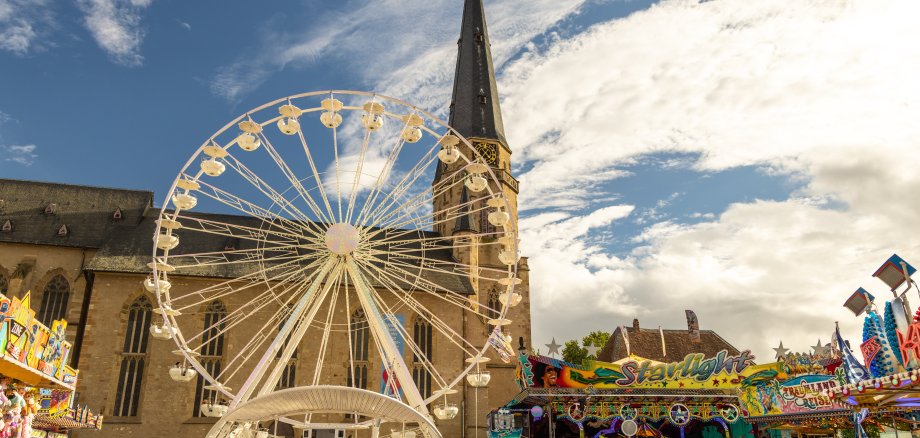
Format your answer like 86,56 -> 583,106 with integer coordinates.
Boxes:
3,0 -> 920,361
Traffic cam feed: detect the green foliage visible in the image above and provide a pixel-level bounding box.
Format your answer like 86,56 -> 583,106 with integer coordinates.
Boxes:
561,331 -> 611,364
562,340 -> 585,364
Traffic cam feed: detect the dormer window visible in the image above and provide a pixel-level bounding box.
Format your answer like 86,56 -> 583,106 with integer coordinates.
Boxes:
478,89 -> 488,104
1,220 -> 11,232
57,224 -> 69,237
44,203 -> 57,215
113,207 -> 123,221
475,32 -> 484,43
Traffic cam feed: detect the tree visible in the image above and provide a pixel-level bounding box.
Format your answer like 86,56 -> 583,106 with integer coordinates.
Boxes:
562,331 -> 611,364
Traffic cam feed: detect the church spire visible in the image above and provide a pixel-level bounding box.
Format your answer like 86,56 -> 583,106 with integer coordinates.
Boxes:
448,0 -> 507,146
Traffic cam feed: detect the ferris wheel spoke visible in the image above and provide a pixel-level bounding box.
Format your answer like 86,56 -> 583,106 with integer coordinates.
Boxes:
193,179 -> 318,239
259,130 -> 335,226
174,213 -> 319,247
364,258 -> 500,321
182,266 -> 316,348
309,268 -> 344,386
380,190 -> 488,235
251,261 -> 345,399
362,160 -> 463,234
216,277 -> 312,383
343,258 -> 428,413
221,153 -> 328,239
294,126 -> 338,224
366,142 -> 459,224
166,250 -> 305,272
362,284 -> 451,393
171,256 -> 321,313
371,249 -> 510,278
363,173 -> 470,238
363,261 -> 480,355
352,115 -> 416,227
168,257 -> 306,307
216,301 -> 293,376
344,121 -> 375,225
356,145 -> 439,229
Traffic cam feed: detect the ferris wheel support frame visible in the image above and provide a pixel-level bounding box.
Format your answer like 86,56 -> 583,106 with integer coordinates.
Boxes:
345,257 -> 429,415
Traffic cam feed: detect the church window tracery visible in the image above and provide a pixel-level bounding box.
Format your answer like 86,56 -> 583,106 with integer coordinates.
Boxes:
113,296 -> 152,417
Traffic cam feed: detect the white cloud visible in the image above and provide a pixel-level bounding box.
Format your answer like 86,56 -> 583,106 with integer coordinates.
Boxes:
76,0 -> 152,67
499,0 -> 920,360
2,144 -> 37,165
0,0 -> 53,55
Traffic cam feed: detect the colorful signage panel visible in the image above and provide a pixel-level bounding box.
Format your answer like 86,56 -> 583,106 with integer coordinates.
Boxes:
518,350 -> 782,390
0,292 -> 79,387
741,373 -> 848,417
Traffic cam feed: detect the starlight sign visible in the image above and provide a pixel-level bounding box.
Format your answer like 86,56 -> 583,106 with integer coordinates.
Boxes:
517,350 -> 780,390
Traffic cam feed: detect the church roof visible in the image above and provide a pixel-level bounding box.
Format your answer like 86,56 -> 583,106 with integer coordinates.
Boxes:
448,0 -> 507,146
598,319 -> 741,363
0,178 -> 153,249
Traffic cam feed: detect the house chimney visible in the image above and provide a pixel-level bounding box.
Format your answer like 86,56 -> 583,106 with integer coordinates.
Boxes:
632,318 -> 640,330
685,310 -> 701,343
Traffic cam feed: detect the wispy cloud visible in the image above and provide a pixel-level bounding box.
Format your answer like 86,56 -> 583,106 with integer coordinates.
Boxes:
0,0 -> 54,55
209,0 -> 590,104
175,18 -> 190,31
2,144 -> 38,165
75,0 -> 153,67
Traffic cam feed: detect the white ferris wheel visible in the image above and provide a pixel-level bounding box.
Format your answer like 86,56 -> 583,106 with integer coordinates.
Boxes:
143,90 -> 522,438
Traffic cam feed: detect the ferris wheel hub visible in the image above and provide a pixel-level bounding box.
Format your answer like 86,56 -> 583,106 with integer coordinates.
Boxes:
324,223 -> 361,255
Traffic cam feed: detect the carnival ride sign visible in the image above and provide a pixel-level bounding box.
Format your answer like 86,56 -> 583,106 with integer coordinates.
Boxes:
518,350 -> 777,390
740,374 -> 848,417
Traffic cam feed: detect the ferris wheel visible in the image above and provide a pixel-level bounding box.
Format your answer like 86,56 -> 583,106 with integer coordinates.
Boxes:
144,90 -> 521,438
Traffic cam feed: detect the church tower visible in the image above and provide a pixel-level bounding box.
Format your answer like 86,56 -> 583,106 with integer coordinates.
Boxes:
434,1 -> 531,436
434,0 -> 520,239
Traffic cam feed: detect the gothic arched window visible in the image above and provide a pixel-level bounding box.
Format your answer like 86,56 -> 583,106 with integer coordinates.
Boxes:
113,296 -> 152,417
347,309 -> 369,389
38,274 -> 69,326
194,300 -> 226,416
487,288 -> 501,328
0,270 -> 8,295
412,316 -> 433,398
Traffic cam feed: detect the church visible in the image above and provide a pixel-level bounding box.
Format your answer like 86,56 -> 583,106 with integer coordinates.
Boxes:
0,0 -> 531,437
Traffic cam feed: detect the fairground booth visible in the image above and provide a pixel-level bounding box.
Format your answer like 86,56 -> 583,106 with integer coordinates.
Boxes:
0,291 -> 102,438
488,254 -> 920,438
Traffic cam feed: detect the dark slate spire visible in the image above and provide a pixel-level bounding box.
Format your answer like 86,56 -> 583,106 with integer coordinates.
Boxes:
453,185 -> 478,234
448,0 -> 507,146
